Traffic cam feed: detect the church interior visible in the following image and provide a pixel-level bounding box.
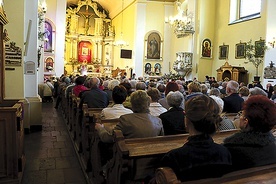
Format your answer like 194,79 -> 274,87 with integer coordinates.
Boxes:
1,0 -> 276,183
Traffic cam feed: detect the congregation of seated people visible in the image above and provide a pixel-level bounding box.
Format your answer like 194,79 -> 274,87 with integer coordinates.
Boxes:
47,73 -> 276,183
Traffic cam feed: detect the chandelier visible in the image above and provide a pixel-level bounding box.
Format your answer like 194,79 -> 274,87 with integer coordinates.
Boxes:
114,0 -> 129,48
165,0 -> 194,38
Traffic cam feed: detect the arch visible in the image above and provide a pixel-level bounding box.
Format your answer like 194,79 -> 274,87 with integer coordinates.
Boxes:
44,18 -> 56,53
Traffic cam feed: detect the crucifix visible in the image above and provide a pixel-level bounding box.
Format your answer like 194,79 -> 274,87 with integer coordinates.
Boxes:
78,4 -> 95,35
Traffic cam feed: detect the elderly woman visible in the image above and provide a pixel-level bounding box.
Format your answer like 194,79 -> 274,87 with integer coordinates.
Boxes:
238,86 -> 249,101
209,88 -> 236,131
223,95 -> 276,170
158,81 -> 181,110
147,88 -> 167,117
185,81 -> 203,101
159,91 -> 186,135
105,79 -> 120,101
248,86 -> 268,97
161,95 -> 232,181
95,90 -> 164,143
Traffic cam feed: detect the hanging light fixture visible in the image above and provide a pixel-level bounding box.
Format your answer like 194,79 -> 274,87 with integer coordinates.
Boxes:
114,0 -> 129,47
165,0 -> 194,38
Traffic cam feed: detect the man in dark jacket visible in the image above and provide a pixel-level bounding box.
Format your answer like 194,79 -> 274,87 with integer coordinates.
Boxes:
79,77 -> 109,109
222,80 -> 244,113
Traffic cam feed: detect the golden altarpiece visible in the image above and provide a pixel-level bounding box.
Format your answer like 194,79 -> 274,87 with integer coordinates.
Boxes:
217,61 -> 248,84
65,0 -> 115,77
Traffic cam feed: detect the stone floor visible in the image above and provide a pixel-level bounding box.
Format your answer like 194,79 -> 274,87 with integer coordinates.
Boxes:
21,101 -> 87,184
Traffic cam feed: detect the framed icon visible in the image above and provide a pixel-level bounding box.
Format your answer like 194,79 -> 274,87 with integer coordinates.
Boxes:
255,39 -> 265,57
145,63 -> 152,74
235,42 -> 246,59
201,38 -> 212,58
154,63 -> 161,75
219,45 -> 229,60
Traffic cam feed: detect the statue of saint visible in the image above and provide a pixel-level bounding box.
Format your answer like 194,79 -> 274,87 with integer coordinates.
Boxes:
264,61 -> 276,79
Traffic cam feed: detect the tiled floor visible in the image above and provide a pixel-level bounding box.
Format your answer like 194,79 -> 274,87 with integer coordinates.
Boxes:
21,101 -> 87,184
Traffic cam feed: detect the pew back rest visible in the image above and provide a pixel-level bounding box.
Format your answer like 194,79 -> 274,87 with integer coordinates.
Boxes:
155,163 -> 276,184
82,104 -> 103,123
108,129 -> 238,183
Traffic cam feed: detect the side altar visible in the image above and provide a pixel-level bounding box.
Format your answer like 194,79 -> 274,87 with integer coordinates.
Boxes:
217,61 -> 248,84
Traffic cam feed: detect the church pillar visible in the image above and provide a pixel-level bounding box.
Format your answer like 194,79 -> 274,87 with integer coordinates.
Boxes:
70,14 -> 79,34
24,0 -> 42,130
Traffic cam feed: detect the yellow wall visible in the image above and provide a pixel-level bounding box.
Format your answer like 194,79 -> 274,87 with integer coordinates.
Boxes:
212,0 -> 266,83
144,2 -> 166,73
112,2 -> 136,70
4,0 -> 25,99
196,0 -> 216,81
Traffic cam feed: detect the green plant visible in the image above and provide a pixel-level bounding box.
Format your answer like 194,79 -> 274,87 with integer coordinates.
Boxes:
245,39 -> 267,76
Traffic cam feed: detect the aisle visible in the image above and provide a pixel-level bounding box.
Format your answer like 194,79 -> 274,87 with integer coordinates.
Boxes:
21,101 -> 87,184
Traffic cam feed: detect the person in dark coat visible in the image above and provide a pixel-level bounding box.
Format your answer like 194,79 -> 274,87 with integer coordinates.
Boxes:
79,77 -> 109,109
224,95 -> 276,171
160,95 -> 232,182
222,80 -> 244,113
159,91 -> 186,135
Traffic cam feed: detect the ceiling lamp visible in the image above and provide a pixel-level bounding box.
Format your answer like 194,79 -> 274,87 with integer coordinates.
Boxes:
165,0 -> 194,38
114,0 -> 129,48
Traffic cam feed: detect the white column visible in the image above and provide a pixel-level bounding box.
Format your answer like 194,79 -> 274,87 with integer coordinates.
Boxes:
55,0 -> 66,77
133,3 -> 146,78
163,3 -> 173,74
24,0 -> 39,97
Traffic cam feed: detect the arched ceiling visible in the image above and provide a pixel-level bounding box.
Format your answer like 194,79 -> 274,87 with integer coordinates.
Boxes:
66,0 -> 175,19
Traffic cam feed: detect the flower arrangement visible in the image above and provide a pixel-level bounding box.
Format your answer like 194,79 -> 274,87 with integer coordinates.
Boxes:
245,39 -> 267,76
162,71 -> 185,81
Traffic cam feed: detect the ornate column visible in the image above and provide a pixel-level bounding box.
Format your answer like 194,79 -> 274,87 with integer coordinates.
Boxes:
94,18 -> 104,36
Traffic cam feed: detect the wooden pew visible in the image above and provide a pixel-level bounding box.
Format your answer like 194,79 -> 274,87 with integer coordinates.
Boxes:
105,129 -> 238,184
155,163 -> 276,184
89,118 -> 119,184
81,104 -> 103,156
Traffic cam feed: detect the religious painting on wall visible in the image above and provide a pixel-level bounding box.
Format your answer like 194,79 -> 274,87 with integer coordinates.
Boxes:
201,38 -> 212,58
154,63 -> 161,75
235,42 -> 246,59
219,44 -> 229,60
78,41 -> 92,63
44,56 -> 54,72
255,39 -> 266,57
146,32 -> 162,60
145,63 -> 152,74
44,21 -> 53,52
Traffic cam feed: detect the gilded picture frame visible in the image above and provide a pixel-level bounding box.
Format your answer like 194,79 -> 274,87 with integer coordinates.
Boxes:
235,42 -> 246,59
145,31 -> 163,60
219,45 -> 229,60
201,38 -> 212,58
255,39 -> 265,57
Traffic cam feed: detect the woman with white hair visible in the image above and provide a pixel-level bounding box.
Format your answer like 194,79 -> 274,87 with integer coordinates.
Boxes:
96,90 -> 164,143
209,88 -> 236,131
105,79 -> 120,101
159,91 -> 186,135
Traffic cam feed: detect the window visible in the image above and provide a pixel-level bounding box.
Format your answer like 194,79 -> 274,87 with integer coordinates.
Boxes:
229,0 -> 261,24
239,0 -> 261,18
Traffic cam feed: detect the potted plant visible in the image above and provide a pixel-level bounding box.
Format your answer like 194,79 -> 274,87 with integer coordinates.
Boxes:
245,39 -> 267,82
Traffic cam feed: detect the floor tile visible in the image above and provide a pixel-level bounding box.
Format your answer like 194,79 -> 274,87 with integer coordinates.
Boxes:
22,101 -> 88,184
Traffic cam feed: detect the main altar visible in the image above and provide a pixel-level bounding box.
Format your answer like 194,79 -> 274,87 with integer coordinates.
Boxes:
64,0 -> 115,77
